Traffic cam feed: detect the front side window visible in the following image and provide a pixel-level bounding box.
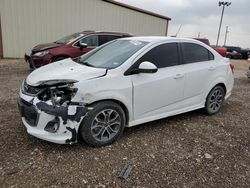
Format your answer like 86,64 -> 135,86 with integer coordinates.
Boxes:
182,43 -> 214,64
77,40 -> 148,69
76,35 -> 99,47
137,43 -> 179,68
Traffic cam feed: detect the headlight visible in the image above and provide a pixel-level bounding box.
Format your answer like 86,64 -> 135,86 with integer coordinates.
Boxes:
22,79 -> 45,95
33,50 -> 49,57
38,82 -> 78,106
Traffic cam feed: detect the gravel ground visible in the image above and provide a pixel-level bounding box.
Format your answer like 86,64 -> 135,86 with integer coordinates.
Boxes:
0,59 -> 250,188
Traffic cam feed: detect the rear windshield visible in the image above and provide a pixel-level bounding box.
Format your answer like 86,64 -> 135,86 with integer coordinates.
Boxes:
55,33 -> 83,44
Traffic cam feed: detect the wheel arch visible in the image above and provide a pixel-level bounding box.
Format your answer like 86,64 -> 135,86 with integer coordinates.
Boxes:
86,99 -> 130,125
216,82 -> 227,93
207,82 -> 227,97
204,82 -> 227,115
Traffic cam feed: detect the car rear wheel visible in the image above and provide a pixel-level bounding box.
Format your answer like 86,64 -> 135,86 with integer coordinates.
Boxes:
204,85 -> 226,115
79,101 -> 126,147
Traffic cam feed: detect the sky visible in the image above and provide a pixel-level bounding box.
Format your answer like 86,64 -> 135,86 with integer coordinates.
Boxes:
116,0 -> 250,48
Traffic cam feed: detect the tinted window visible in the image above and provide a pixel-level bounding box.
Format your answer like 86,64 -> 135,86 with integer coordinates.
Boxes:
182,43 -> 214,64
208,51 -> 214,60
137,43 -> 179,68
76,35 -> 99,47
99,35 -> 121,45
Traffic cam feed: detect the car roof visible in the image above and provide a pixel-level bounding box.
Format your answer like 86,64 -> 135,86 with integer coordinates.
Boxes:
120,36 -> 199,43
80,30 -> 133,36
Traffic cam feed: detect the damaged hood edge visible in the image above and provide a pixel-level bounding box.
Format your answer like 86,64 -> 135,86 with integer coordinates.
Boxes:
26,58 -> 107,86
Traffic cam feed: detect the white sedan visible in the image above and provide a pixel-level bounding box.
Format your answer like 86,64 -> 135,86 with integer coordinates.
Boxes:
18,37 -> 234,146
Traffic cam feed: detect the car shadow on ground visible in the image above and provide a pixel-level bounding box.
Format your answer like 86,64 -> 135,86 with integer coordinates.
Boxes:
27,108 -> 207,150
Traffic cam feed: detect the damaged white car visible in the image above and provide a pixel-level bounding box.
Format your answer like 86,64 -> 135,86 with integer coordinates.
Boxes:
18,37 -> 234,146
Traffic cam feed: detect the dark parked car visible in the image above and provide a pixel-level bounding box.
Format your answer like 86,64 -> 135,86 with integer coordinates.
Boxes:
226,50 -> 242,59
240,48 -> 250,59
224,46 -> 241,52
25,31 -> 132,69
224,46 -> 241,59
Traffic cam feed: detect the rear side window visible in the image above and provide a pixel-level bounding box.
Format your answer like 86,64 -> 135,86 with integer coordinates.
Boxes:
182,43 -> 214,64
99,35 -> 121,45
137,43 -> 179,68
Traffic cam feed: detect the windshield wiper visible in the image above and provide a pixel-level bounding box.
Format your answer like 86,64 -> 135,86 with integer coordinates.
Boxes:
72,57 -> 80,63
82,62 -> 95,67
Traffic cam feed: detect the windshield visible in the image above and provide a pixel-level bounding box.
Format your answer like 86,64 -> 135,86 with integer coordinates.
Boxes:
77,40 -> 148,69
55,33 -> 83,44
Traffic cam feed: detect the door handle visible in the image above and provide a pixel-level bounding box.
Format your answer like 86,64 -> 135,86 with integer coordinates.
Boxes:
174,74 -> 184,79
208,66 -> 216,71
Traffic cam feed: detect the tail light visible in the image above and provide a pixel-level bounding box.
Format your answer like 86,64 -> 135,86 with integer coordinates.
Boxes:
229,64 -> 234,73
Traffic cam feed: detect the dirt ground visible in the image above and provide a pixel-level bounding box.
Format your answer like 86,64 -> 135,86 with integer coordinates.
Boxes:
0,59 -> 249,188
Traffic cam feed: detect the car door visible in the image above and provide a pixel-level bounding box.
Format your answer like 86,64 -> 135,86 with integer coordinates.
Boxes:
71,35 -> 99,57
131,42 -> 186,120
180,42 -> 215,107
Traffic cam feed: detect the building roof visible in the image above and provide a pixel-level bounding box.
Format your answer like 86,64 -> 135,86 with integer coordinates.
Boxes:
102,0 -> 171,21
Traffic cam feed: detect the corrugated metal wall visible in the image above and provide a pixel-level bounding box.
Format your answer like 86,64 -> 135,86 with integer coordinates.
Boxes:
0,0 -> 168,58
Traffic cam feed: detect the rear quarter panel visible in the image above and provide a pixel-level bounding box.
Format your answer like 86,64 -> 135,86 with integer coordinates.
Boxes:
205,57 -> 234,100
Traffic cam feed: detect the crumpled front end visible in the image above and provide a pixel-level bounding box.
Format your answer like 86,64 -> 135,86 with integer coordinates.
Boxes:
18,80 -> 88,144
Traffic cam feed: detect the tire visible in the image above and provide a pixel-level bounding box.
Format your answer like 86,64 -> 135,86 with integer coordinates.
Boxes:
79,101 -> 126,147
51,56 -> 68,63
28,61 -> 35,70
204,85 -> 226,115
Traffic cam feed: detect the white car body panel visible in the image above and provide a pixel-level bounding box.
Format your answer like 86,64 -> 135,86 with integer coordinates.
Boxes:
18,37 -> 234,144
26,58 -> 107,86
132,65 -> 185,120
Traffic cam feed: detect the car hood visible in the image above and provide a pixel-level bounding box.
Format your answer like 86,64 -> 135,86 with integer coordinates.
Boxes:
32,42 -> 63,52
26,58 -> 107,86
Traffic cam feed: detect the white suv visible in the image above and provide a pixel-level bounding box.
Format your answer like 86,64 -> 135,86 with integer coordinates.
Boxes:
18,37 -> 234,146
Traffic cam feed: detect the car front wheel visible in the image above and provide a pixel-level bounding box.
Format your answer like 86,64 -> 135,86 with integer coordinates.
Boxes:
79,101 -> 126,147
205,85 -> 226,115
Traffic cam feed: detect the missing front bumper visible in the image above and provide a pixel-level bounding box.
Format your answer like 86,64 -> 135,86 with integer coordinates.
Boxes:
18,96 -> 88,144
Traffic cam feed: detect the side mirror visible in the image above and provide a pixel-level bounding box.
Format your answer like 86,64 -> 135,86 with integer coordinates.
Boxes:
138,61 -> 158,74
79,42 -> 87,50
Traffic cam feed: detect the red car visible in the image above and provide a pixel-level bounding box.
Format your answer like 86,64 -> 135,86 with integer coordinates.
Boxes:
25,31 -> 132,69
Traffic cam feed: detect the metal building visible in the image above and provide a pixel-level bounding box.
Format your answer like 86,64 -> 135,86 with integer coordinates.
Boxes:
0,0 -> 171,58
